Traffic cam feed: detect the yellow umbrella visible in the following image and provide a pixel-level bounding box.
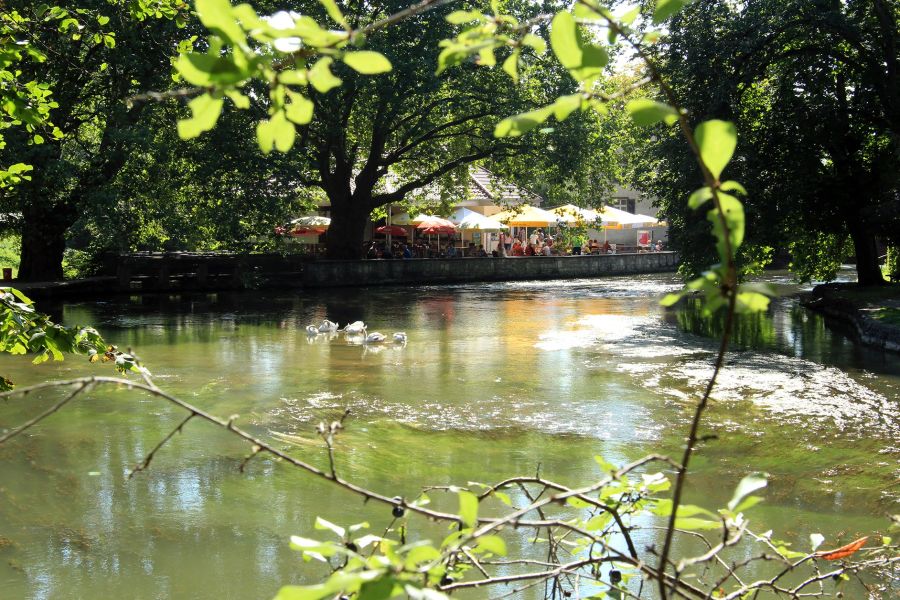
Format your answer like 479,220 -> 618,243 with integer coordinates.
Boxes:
493,205 -> 564,227
551,204 -> 601,224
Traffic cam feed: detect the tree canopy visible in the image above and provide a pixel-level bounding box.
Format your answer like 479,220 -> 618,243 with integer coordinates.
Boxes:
641,0 -> 899,284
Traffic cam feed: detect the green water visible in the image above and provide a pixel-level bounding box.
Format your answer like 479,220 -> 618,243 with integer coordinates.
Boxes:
0,274 -> 897,599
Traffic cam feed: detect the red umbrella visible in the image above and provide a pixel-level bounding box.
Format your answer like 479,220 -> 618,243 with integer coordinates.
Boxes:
415,216 -> 455,231
290,226 -> 327,236
419,225 -> 456,235
375,225 -> 408,236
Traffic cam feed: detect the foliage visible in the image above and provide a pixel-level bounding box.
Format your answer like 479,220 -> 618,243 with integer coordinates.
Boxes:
0,287 -> 145,390
0,0 -> 190,280
641,0 -> 899,286
0,0 -> 896,598
0,234 -> 20,276
886,246 -> 899,282
169,0 -> 900,597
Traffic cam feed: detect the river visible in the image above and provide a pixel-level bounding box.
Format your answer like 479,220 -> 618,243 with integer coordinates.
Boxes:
0,273 -> 897,598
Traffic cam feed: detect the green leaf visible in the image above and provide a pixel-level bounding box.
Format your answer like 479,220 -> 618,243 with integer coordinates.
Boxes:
458,490 -> 478,528
196,0 -> 246,47
308,58 -> 342,93
653,0 -> 692,25
553,94 -> 582,121
318,0 -> 348,28
707,192 -> 745,257
735,292 -> 770,314
273,584 -> 333,600
660,291 -> 685,307
342,51 -> 392,74
271,111 -> 296,152
404,544 -> 441,568
177,93 -> 224,139
446,10 -> 484,25
567,496 -> 591,509
285,92 -> 314,124
475,535 -> 507,556
492,491 -> 511,506
97,15 -> 110,25
727,473 -> 767,512
494,105 -> 553,138
176,53 -> 246,86
257,118 -> 275,153
502,50 -> 520,82
688,186 -> 713,209
695,119 -> 737,180
521,33 -> 546,55
225,90 -> 250,109
358,576 -> 395,600
674,517 -> 722,530
731,495 -> 763,513
720,180 -> 747,195
315,516 -> 346,538
585,512 -> 613,531
550,12 -> 581,70
626,99 -> 678,127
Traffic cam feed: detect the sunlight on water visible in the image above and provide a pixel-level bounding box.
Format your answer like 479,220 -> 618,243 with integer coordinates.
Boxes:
0,273 -> 896,599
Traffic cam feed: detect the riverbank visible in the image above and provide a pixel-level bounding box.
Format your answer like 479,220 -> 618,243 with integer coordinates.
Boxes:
800,283 -> 900,352
9,252 -> 679,299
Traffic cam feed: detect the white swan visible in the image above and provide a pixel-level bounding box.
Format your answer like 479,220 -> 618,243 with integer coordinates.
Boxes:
392,332 -> 407,343
305,325 -> 320,336
318,319 -> 339,333
363,331 -> 386,343
343,321 -> 366,335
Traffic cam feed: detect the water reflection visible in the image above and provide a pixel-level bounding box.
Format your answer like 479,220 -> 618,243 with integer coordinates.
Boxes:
0,274 -> 897,599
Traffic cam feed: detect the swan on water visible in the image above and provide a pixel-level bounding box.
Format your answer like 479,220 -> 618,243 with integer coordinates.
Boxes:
305,325 -> 320,336
363,331 -> 386,343
343,321 -> 366,335
318,319 -> 339,333
392,332 -> 407,343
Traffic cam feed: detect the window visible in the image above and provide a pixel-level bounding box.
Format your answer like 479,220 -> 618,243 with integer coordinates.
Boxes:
612,197 -> 636,214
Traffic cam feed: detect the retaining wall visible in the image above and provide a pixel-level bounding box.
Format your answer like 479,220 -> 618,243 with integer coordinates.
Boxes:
301,252 -> 678,287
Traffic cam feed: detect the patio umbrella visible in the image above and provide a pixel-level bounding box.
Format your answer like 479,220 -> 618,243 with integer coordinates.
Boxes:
290,227 -> 327,235
451,208 -> 508,231
551,204 -> 602,225
493,205 -> 563,227
419,225 -> 456,235
597,206 -> 658,228
291,215 -> 331,227
414,215 -> 456,230
375,225 -> 408,236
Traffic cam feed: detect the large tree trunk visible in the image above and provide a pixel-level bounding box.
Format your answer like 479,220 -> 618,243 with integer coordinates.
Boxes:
325,195 -> 371,260
17,208 -> 72,281
849,225 -> 886,286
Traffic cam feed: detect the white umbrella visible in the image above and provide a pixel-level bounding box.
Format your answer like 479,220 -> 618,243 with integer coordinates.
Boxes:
597,206 -> 658,228
451,208 -> 508,230
290,215 -> 331,227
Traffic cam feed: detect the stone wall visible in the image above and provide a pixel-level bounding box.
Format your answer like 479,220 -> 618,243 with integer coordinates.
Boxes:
302,252 -> 678,287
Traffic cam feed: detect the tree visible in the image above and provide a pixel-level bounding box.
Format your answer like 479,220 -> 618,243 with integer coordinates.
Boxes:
643,0 -> 900,284
68,100 -> 310,257
0,1 -> 190,280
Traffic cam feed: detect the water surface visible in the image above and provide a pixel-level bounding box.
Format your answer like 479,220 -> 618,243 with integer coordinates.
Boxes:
0,274 -> 897,598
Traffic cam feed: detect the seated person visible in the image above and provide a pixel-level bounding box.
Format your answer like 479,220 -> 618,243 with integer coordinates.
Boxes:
602,240 -> 611,253
511,240 -> 524,256
541,243 -> 553,256
445,243 -> 458,258
524,243 -> 535,256
402,244 -> 413,259
476,244 -> 488,257
655,240 -> 664,252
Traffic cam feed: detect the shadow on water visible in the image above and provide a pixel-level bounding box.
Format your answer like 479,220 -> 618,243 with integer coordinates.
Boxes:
668,295 -> 900,378
1,274 -> 897,599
